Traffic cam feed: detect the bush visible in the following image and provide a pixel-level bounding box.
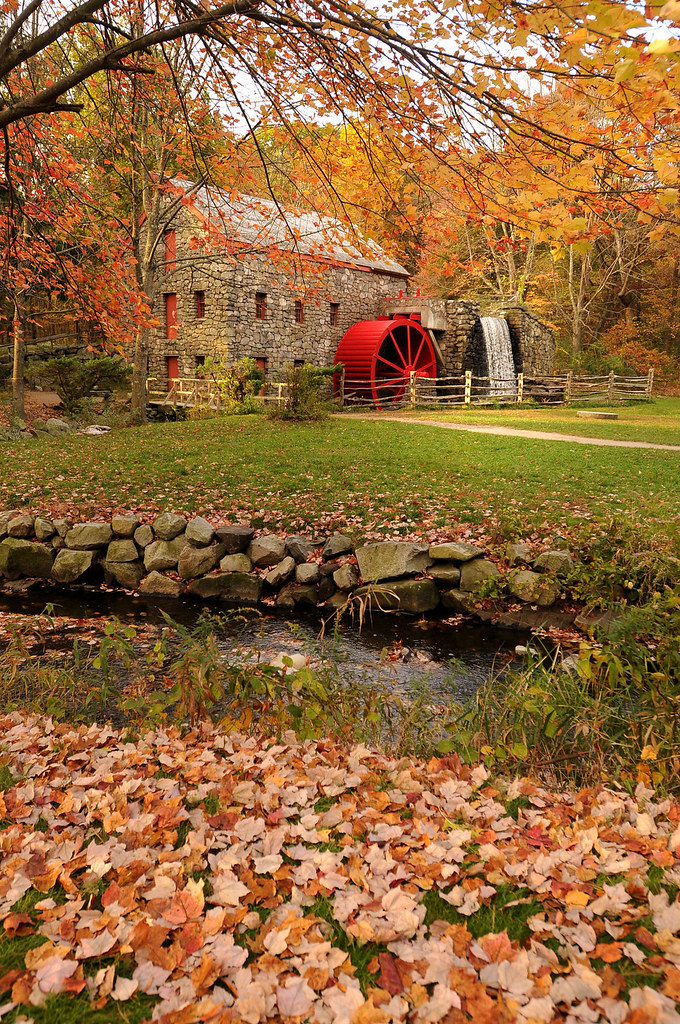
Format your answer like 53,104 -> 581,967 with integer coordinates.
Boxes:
196,356 -> 264,414
32,355 -> 131,413
267,362 -> 337,421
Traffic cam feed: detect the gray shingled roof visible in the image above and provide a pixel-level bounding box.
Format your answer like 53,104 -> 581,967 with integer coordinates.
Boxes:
171,178 -> 409,278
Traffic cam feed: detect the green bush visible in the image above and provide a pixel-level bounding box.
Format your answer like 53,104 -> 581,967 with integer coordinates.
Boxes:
267,362 -> 337,422
196,356 -> 264,414
33,355 -> 131,413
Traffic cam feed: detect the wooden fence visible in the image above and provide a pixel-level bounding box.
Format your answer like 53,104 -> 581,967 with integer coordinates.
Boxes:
147,367 -> 655,412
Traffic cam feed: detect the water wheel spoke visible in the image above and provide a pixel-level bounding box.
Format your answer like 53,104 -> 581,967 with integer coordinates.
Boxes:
412,334 -> 427,369
376,354 -> 406,374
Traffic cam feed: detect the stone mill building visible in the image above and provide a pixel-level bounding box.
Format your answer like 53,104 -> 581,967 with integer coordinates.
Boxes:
149,180 -> 554,391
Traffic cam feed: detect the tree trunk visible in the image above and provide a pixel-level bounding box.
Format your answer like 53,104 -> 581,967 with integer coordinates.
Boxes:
130,325 -> 150,424
12,295 -> 25,421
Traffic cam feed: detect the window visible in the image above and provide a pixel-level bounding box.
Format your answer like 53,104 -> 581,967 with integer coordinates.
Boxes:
330,302 -> 339,326
164,293 -> 177,340
294,359 -> 305,368
294,299 -> 304,324
166,356 -> 179,388
194,290 -> 205,319
255,357 -> 268,374
195,355 -> 205,368
163,229 -> 176,273
255,292 -> 267,320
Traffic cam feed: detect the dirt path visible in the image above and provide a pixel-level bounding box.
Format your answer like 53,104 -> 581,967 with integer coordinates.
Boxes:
341,413 -> 680,451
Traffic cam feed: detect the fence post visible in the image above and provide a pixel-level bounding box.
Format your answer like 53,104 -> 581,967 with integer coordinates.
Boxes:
464,370 -> 472,406
646,367 -> 654,399
565,370 -> 573,405
340,366 -> 345,408
277,384 -> 283,404
517,372 -> 523,404
607,370 -> 615,403
409,370 -> 416,409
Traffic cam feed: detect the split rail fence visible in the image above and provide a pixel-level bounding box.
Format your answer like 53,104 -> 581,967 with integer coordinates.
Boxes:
147,367 -> 655,413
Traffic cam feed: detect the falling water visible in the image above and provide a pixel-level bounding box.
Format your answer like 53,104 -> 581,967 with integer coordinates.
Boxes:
480,317 -> 516,398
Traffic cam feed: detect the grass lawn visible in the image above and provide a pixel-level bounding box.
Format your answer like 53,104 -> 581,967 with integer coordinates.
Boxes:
387,397 -> 680,446
2,409 -> 679,545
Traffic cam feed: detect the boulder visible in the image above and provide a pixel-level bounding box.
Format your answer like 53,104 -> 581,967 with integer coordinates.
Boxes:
51,536 -> 65,550
51,549 -> 97,583
152,512 -> 187,541
139,571 -> 184,599
355,579 -> 440,613
102,559 -> 145,589
333,563 -> 359,591
112,515 -> 140,538
186,571 -> 262,604
144,536 -> 186,572
508,569 -> 560,607
34,517 -> 55,541
220,553 -> 252,573
317,576 -> 336,602
8,515 -> 35,538
276,584 -> 320,609
264,556 -> 296,588
533,550 -> 574,576
185,516 -> 214,547
52,518 -> 71,538
459,558 -> 500,592
106,539 -> 139,563
355,541 -> 432,582
296,562 -> 320,584
0,510 -> 20,538
427,564 -> 461,586
215,524 -> 254,553
429,541 -> 484,562
134,524 -> 154,548
275,584 -> 296,609
322,533 -> 353,559
178,543 -> 225,579
441,589 -> 476,613
0,538 -> 54,579
248,534 -> 286,568
32,418 -> 47,432
45,417 -> 70,435
506,542 -> 531,567
286,535 -> 318,562
65,522 -> 113,550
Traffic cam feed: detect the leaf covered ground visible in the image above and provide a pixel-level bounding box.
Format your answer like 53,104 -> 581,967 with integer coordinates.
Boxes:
0,715 -> 679,1023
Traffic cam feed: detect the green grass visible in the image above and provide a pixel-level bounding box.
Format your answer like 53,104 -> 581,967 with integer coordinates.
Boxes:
1,409 -> 680,545
399,397 -> 680,445
423,884 -> 543,943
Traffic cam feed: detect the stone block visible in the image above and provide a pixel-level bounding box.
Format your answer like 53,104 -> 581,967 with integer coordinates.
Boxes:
134,524 -> 154,548
355,542 -> 432,582
144,536 -> 186,572
220,553 -> 252,573
459,558 -> 500,592
508,569 -> 560,607
215,524 -> 254,553
286,535 -> 317,562
112,515 -> 140,537
0,511 -> 20,538
533,550 -> 573,576
106,539 -> 139,563
186,571 -> 262,604
506,542 -> 530,566
248,534 -> 286,568
429,541 -> 484,562
427,564 -> 461,586
355,579 -> 439,613
139,571 -> 184,598
65,522 -> 113,549
34,518 -> 55,541
153,512 -> 187,540
52,518 -> 71,538
0,538 -> 54,579
45,417 -> 70,435
178,543 -> 225,579
8,515 -> 35,538
264,556 -> 296,587
441,589 -> 476,613
333,563 -> 359,591
52,549 -> 97,583
322,533 -> 353,559
185,516 -> 214,546
102,559 -> 145,589
295,562 -> 320,584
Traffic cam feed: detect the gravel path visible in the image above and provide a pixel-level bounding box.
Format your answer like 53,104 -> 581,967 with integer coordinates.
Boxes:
342,413 -> 680,451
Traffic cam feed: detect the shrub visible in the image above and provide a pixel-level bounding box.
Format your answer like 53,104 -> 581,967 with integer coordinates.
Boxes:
32,355 -> 131,413
267,362 -> 337,422
197,356 -> 264,414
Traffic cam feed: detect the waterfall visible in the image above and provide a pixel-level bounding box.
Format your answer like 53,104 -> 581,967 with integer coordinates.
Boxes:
480,317 -> 515,397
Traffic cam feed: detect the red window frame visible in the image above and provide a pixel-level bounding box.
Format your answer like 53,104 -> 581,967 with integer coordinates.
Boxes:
330,302 -> 339,326
164,293 -> 178,340
294,299 -> 304,324
195,290 -> 205,319
255,292 -> 267,320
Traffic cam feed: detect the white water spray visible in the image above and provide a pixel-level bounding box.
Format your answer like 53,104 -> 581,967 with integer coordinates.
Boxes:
480,317 -> 516,397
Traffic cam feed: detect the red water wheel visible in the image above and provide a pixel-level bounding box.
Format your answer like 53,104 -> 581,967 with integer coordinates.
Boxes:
334,316 -> 437,408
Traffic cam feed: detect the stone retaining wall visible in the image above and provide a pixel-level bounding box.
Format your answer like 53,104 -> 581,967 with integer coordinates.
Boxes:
0,512 -> 575,616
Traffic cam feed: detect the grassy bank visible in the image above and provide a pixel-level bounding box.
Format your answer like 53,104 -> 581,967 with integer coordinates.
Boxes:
2,413 -> 680,547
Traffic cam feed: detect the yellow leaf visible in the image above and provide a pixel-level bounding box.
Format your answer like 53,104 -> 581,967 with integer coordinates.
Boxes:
641,745 -> 657,761
565,889 -> 590,908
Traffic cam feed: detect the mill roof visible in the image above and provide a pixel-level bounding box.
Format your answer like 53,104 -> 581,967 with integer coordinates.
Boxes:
170,178 -> 410,278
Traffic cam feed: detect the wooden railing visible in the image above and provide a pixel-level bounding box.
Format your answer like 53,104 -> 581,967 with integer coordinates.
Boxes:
147,367 -> 655,412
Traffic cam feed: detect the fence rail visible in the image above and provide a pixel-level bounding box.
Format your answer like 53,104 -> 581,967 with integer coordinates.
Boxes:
147,367 -> 655,412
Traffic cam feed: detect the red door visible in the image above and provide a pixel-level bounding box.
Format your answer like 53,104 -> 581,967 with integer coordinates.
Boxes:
165,294 -> 178,340
166,356 -> 179,389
